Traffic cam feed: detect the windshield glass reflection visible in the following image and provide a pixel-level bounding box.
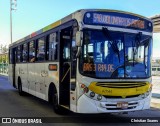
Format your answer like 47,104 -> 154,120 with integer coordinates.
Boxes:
80,30 -> 151,78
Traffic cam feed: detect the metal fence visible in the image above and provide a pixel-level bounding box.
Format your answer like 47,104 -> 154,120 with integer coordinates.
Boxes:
0,63 -> 8,75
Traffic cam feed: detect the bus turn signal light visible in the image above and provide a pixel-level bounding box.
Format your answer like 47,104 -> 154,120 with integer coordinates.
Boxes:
81,84 -> 85,88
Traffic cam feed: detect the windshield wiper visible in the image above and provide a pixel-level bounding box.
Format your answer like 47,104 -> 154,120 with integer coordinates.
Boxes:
132,32 -> 142,66
132,41 -> 136,66
102,27 -> 120,63
140,37 -> 151,46
132,32 -> 151,66
135,32 -> 142,48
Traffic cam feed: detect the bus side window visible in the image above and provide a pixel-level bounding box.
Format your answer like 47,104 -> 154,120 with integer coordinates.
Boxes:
48,32 -> 58,61
22,43 -> 28,62
9,49 -> 12,64
37,37 -> 45,61
16,45 -> 22,63
29,41 -> 35,62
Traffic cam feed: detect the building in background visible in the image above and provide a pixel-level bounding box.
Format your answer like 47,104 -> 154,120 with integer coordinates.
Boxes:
152,57 -> 160,76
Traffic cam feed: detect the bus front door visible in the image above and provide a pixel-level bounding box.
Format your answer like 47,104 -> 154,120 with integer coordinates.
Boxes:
59,27 -> 72,108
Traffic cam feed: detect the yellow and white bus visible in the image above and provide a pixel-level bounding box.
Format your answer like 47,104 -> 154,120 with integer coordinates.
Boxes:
9,9 -> 153,114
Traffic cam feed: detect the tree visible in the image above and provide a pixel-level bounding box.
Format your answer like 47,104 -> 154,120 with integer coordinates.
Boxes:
2,45 -> 8,53
0,44 -> 8,63
0,44 -> 2,53
0,55 -> 2,63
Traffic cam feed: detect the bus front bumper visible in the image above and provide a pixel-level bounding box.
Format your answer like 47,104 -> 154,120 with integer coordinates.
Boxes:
77,94 -> 151,113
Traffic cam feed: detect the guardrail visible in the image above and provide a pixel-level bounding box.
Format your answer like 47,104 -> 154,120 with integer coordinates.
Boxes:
0,63 -> 8,76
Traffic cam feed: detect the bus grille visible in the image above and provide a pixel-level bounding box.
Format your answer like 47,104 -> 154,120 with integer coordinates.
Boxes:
100,101 -> 138,110
96,82 -> 147,88
103,95 -> 140,99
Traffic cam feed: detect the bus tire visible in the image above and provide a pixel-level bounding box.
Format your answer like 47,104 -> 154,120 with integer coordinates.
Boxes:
52,92 -> 69,114
18,78 -> 24,96
49,84 -> 68,114
51,88 -> 62,114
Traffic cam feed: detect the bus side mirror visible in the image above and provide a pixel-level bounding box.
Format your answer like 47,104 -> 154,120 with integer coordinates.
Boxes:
76,31 -> 82,47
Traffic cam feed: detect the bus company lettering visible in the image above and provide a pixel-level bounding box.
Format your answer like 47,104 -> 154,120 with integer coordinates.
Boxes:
83,63 -> 114,72
102,89 -> 112,94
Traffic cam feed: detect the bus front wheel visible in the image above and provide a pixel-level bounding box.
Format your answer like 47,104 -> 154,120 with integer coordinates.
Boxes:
52,92 -> 69,114
51,89 -> 62,114
52,92 -> 60,112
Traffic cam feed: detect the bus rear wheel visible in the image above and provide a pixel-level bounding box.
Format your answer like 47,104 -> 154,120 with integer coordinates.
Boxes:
18,79 -> 24,96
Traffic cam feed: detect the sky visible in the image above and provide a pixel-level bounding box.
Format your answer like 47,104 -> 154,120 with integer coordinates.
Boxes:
0,0 -> 160,57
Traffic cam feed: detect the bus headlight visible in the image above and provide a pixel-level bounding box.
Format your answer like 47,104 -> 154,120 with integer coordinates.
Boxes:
97,95 -> 102,100
146,91 -> 150,96
145,86 -> 152,97
141,94 -> 145,99
90,92 -> 95,97
140,87 -> 152,99
80,84 -> 103,101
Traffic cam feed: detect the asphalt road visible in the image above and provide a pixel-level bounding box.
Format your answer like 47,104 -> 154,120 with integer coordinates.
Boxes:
0,75 -> 160,126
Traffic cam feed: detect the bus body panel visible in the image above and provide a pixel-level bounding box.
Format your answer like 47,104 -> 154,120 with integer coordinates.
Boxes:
8,64 -> 13,85
28,63 -> 36,96
34,63 -> 45,99
44,62 -> 60,101
20,63 -> 28,92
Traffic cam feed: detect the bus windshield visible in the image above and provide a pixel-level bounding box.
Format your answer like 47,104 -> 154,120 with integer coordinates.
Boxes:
80,29 -> 152,78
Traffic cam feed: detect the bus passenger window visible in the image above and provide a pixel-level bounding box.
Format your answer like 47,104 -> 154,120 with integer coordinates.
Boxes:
49,32 -> 58,61
22,43 -> 28,62
16,45 -> 22,63
37,37 -> 45,61
9,49 -> 12,64
29,41 -> 35,62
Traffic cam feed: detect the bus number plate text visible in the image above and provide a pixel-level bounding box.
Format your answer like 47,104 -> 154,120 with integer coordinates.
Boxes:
117,102 -> 128,109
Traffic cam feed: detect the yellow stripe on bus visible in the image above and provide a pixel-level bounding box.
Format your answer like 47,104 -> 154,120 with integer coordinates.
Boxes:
88,82 -> 151,98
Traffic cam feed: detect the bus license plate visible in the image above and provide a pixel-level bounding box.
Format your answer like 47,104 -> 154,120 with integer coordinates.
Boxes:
117,102 -> 128,109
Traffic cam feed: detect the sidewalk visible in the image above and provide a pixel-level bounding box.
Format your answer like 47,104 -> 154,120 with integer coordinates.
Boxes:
0,73 -> 8,76
151,76 -> 160,109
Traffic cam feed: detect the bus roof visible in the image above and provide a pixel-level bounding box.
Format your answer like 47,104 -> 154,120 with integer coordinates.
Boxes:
9,9 -> 152,47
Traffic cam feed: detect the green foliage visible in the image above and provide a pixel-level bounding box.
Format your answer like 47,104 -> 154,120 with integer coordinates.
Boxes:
0,54 -> 8,63
0,44 -> 8,63
0,56 -> 2,63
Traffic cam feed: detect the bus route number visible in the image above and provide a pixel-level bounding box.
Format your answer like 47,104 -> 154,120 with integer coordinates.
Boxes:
83,63 -> 114,72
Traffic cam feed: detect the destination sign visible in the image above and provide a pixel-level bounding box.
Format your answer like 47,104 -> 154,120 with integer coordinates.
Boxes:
83,12 -> 153,32
93,13 -> 145,29
83,63 -> 114,72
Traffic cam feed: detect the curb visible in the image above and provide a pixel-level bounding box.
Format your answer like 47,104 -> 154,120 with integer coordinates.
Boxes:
151,97 -> 160,109
0,74 -> 8,80
151,102 -> 160,109
152,93 -> 160,98
0,74 -> 8,77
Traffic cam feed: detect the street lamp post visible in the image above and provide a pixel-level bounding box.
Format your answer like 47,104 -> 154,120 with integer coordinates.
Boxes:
10,0 -> 17,44
10,0 -> 12,44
